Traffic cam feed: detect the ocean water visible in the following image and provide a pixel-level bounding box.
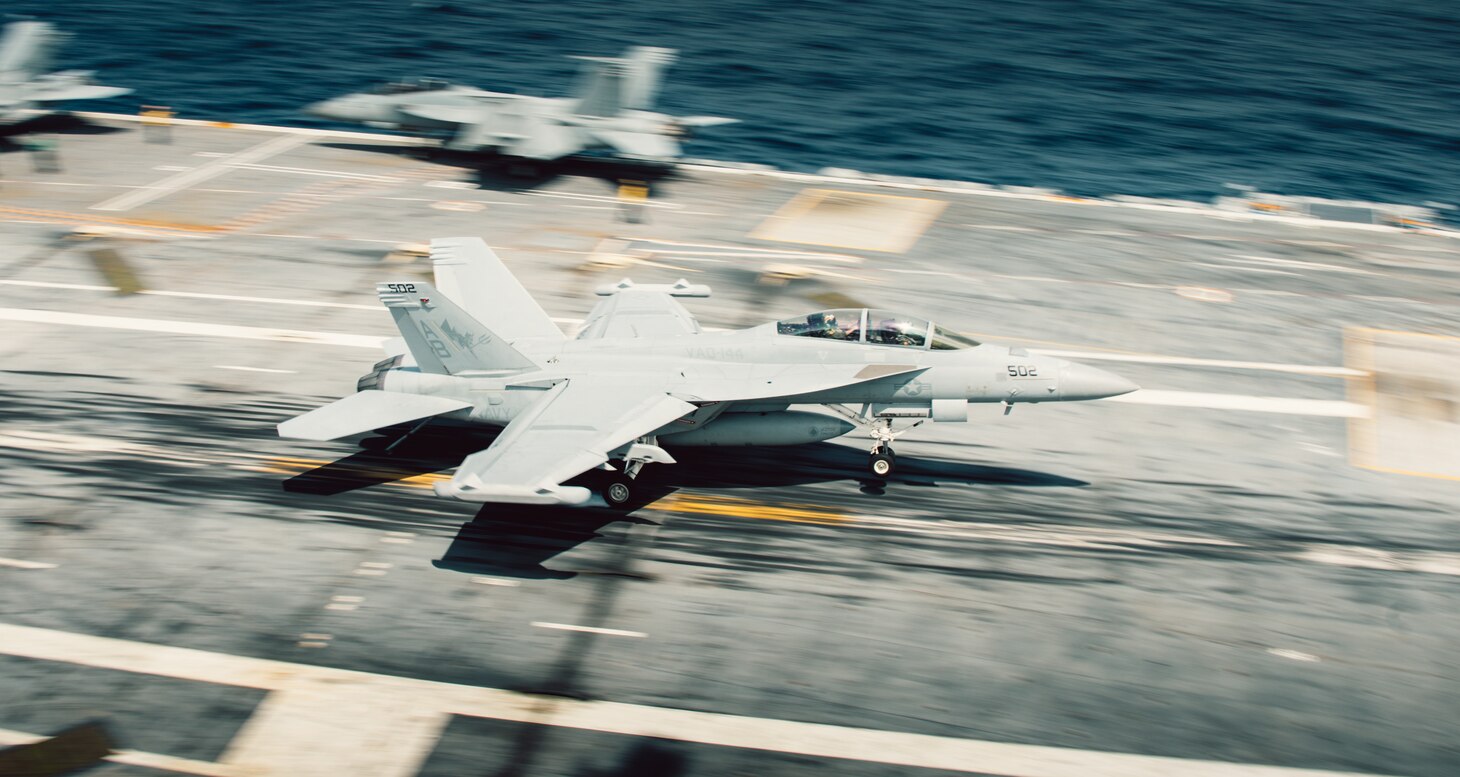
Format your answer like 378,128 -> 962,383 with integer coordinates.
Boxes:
7,0 -> 1460,206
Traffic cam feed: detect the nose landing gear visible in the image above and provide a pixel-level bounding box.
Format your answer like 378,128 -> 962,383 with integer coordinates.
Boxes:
869,447 -> 895,477
825,404 -> 924,480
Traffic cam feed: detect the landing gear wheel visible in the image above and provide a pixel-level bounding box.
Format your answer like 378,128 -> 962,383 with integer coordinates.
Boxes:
869,452 -> 895,478
601,475 -> 634,509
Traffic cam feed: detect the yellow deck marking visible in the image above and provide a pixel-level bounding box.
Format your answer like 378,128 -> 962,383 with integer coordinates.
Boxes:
0,204 -> 224,233
250,456 -> 448,489
1345,326 -> 1460,480
751,188 -> 948,253
653,493 -> 848,525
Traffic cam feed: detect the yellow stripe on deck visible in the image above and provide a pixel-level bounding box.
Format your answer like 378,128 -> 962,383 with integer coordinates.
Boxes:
250,456 -> 449,490
653,492 -> 848,525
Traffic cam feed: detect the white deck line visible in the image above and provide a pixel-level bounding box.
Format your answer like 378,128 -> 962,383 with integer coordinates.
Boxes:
0,307 -> 387,349
0,728 -> 240,777
0,308 -> 1367,418
90,134 -> 311,212
0,557 -> 57,569
1105,390 -> 1368,418
531,622 -> 648,638
0,623 -> 1395,777
1030,349 -> 1366,378
0,280 -> 1361,378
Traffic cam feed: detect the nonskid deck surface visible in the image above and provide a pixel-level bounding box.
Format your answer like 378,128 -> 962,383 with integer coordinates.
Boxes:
0,115 -> 1458,777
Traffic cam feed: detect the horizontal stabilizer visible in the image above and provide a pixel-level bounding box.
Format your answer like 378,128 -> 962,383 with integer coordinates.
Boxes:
33,84 -> 133,102
278,390 -> 471,441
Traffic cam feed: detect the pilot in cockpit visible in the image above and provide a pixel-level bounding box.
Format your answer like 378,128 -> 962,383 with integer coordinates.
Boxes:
805,311 -> 838,339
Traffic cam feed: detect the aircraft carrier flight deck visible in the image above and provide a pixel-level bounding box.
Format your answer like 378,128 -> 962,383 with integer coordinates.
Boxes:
1,114 -> 1458,777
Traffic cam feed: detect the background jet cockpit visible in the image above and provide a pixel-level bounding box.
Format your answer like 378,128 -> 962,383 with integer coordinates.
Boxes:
775,309 -> 982,350
368,78 -> 452,96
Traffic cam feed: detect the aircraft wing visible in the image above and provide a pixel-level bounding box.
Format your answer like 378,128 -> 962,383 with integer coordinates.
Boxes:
592,129 -> 680,159
278,390 -> 471,441
680,363 -> 928,403
31,83 -> 132,102
498,114 -> 583,160
435,379 -> 695,504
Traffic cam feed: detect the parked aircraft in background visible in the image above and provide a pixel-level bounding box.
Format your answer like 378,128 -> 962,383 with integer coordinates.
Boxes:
0,21 -> 132,123
279,238 -> 1136,507
305,46 -> 736,162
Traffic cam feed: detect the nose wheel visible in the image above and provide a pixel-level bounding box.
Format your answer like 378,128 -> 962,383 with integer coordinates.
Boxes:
869,447 -> 896,478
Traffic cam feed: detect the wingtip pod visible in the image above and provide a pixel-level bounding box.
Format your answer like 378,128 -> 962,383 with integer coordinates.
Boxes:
434,480 -> 594,506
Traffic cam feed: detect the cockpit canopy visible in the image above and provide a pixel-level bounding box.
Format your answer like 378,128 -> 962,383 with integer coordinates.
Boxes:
369,78 -> 452,95
774,309 -> 981,350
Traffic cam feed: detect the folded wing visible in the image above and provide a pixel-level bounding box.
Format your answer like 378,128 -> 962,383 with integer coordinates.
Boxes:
436,379 -> 695,505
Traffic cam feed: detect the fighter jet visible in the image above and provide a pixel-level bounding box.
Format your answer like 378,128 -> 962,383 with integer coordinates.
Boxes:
279,238 -> 1137,507
0,21 -> 132,123
304,47 -> 735,162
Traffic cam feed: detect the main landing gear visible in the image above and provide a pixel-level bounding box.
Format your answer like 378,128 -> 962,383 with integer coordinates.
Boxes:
599,437 -> 675,509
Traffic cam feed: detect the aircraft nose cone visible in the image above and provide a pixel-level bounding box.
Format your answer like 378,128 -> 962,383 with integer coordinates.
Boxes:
1059,362 -> 1139,401
305,98 -> 358,121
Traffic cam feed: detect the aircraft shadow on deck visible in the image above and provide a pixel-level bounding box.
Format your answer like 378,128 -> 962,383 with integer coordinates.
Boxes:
282,436 -> 1086,579
314,141 -> 677,192
0,113 -> 128,146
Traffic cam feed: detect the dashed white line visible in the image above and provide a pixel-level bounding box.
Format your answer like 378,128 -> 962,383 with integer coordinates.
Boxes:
0,279 -> 380,310
472,577 -> 521,587
0,557 -> 58,570
1196,262 -> 1300,276
1104,390 -> 1367,417
1266,648 -> 1320,662
963,224 -> 1038,232
532,622 -> 648,638
214,365 -> 297,374
1029,349 -> 1365,378
230,162 -> 401,182
1229,254 -> 1376,275
0,308 -> 387,349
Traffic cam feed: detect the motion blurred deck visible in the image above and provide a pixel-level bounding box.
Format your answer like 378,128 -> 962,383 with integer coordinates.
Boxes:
1,112 -> 1458,777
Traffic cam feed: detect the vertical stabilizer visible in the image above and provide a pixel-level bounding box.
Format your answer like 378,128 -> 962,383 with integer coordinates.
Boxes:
0,21 -> 64,81
377,280 -> 538,375
570,54 -> 624,118
621,46 -> 676,110
431,237 -> 564,342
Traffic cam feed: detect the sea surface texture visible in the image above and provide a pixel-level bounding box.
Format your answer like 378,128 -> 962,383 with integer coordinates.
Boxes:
6,0 -> 1459,206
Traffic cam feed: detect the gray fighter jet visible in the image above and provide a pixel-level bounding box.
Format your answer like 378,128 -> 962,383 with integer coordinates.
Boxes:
304,47 -> 735,162
279,238 -> 1137,507
0,21 -> 132,123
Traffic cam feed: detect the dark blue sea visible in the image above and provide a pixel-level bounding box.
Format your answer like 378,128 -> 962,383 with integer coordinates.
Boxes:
8,0 -> 1460,207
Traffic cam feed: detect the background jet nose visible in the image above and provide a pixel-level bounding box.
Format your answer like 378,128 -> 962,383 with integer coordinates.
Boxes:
1059,362 -> 1139,400
305,98 -> 358,120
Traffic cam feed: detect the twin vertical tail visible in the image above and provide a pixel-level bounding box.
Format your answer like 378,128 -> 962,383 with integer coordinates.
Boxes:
377,280 -> 538,375
0,22 -> 64,82
571,46 -> 676,117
